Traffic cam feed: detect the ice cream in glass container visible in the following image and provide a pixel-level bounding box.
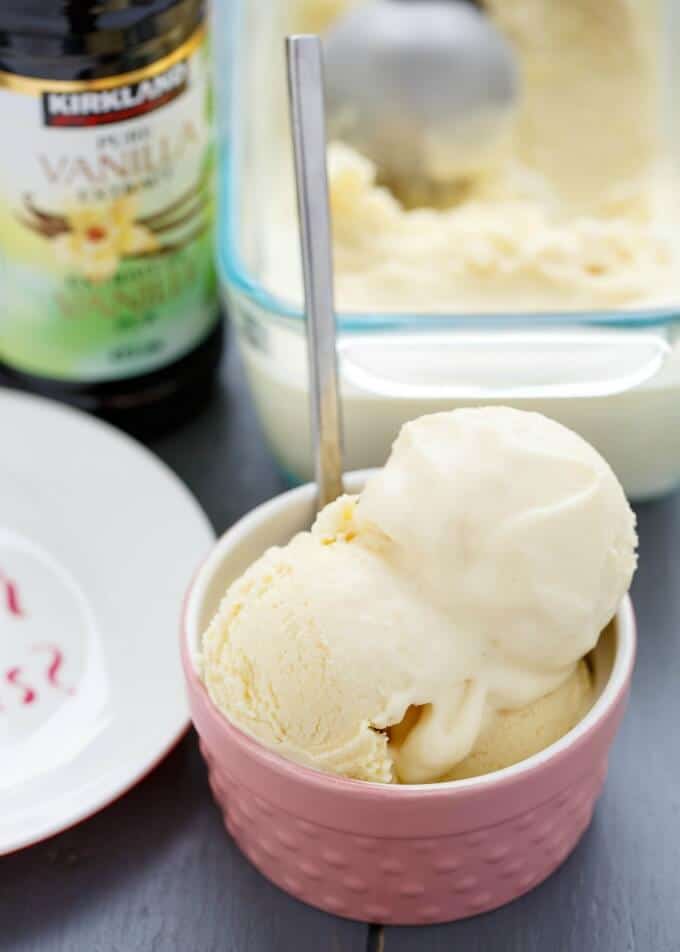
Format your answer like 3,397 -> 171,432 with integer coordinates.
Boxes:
268,0 -> 674,315
217,0 -> 680,500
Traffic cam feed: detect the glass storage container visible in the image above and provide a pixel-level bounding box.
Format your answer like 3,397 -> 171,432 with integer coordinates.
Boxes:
216,0 -> 680,500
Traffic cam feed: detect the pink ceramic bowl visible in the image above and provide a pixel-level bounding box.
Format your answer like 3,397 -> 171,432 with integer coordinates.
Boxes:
181,473 -> 636,925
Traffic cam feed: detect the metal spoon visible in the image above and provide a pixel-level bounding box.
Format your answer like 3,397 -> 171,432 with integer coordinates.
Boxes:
286,34 -> 345,511
322,0 -> 519,201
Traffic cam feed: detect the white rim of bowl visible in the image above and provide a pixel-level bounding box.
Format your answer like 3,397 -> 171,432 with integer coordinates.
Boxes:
184,475 -> 636,793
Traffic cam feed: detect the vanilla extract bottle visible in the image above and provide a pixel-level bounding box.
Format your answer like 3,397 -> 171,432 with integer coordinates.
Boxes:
0,1 -> 222,434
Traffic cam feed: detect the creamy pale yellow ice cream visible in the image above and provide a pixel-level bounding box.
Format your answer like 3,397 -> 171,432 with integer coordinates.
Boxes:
201,408 -> 637,784
265,0 -> 678,312
442,659 -> 594,781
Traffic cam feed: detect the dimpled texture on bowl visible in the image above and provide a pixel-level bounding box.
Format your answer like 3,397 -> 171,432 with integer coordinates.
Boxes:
184,619 -> 632,925
201,740 -> 604,923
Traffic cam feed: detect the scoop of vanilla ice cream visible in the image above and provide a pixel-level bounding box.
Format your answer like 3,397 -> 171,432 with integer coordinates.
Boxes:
201,502 -> 481,783
442,658 -> 594,781
357,407 -> 636,687
201,408 -> 636,784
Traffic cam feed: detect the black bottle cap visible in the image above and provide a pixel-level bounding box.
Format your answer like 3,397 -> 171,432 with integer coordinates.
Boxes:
0,0 -> 204,80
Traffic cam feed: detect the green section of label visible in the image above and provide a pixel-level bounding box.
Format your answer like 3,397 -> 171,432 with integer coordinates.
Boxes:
0,229 -> 217,382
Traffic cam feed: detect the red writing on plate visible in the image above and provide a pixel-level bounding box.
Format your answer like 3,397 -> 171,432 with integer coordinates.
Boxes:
6,665 -> 36,705
0,571 -> 23,617
2,645 -> 73,711
1,570 -> 75,713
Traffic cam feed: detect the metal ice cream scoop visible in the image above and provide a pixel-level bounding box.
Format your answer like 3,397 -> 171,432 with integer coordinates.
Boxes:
322,0 -> 519,199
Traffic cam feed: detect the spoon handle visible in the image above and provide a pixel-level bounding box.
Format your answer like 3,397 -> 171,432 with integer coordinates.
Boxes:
286,34 -> 345,510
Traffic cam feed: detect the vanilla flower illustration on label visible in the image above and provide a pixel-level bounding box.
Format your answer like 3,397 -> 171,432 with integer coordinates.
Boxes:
49,196 -> 158,283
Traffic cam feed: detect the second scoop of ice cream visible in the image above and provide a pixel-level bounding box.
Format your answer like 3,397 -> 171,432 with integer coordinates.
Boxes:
201,407 -> 637,783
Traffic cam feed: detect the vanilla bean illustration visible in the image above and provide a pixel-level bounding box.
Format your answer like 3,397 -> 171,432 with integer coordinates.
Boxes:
138,174 -> 210,229
24,194 -> 69,231
128,219 -> 211,258
146,196 -> 206,234
15,215 -> 51,238
17,195 -> 69,238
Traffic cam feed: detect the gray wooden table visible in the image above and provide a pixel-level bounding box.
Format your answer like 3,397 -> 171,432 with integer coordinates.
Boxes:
2,347 -> 679,951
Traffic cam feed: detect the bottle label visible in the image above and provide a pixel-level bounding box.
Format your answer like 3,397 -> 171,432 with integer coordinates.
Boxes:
0,26 -> 218,382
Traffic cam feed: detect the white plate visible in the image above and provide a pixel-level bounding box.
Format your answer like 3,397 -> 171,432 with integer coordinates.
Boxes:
0,389 -> 214,855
